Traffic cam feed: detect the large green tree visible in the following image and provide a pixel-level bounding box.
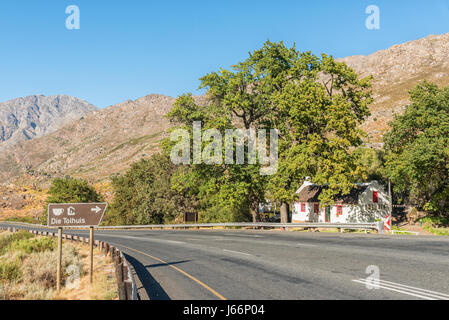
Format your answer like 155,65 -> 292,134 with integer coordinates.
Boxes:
266,52 -> 372,219
384,81 -> 449,214
106,153 -> 198,225
167,40 -> 373,222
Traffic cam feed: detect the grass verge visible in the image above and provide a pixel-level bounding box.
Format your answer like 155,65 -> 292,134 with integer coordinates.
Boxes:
421,217 -> 449,236
0,230 -> 118,300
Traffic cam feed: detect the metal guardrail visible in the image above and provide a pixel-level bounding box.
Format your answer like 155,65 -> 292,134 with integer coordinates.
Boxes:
98,222 -> 385,234
101,222 -> 381,230
0,220 -> 385,233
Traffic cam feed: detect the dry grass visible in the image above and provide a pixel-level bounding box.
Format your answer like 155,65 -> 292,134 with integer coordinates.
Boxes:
54,246 -> 118,300
0,183 -> 48,222
0,231 -> 118,300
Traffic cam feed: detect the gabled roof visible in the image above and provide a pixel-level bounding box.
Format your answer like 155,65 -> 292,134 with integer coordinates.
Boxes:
295,184 -> 369,204
296,185 -> 322,202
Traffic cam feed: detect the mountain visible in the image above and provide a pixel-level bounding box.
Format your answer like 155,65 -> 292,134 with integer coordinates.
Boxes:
1,33 -> 449,184
338,32 -> 449,144
0,94 -> 207,184
0,94 -> 96,149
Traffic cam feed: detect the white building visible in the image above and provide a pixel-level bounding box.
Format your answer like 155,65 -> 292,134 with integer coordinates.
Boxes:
292,179 -> 391,225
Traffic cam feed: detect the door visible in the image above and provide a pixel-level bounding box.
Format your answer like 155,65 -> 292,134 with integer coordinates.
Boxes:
325,206 -> 331,223
313,203 -> 320,222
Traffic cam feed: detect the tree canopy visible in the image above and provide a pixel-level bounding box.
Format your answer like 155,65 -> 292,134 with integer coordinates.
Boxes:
384,81 -> 449,214
167,40 -> 373,221
106,153 -> 198,225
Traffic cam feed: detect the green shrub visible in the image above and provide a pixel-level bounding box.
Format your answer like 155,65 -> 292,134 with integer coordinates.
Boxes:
421,217 -> 449,236
0,231 -> 34,254
5,216 -> 36,224
421,216 -> 449,227
0,261 -> 21,282
7,237 -> 55,254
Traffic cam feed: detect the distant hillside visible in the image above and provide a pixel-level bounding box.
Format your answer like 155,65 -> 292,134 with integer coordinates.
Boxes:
0,94 -> 207,184
0,94 -> 96,149
338,32 -> 449,144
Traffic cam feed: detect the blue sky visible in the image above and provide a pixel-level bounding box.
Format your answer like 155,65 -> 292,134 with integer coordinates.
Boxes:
0,0 -> 448,108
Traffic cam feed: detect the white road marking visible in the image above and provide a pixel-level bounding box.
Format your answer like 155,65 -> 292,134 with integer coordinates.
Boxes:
163,240 -> 186,244
226,233 -> 264,238
98,234 -> 186,245
352,279 -> 449,300
223,249 -> 253,256
378,279 -> 449,299
295,243 -> 317,247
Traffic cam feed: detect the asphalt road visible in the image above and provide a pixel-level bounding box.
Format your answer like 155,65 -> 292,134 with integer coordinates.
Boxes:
1,223 -> 449,300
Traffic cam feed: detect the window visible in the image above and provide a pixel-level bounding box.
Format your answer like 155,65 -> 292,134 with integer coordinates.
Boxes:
337,205 -> 343,216
301,203 -> 306,212
373,191 -> 379,203
314,203 -> 319,214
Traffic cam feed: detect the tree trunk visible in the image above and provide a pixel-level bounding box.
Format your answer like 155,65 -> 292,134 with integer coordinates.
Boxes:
280,202 -> 289,224
250,203 -> 260,223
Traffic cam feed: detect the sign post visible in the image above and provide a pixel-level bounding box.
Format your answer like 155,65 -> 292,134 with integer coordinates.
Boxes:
57,227 -> 62,292
89,226 -> 94,284
48,203 -> 107,289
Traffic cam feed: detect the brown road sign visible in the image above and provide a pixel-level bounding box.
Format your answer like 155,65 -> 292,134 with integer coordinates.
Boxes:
47,203 -> 108,227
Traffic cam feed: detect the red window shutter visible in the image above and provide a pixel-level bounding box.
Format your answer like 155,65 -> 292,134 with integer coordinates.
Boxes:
373,191 -> 379,203
301,203 -> 306,212
337,205 -> 342,216
314,203 -> 319,214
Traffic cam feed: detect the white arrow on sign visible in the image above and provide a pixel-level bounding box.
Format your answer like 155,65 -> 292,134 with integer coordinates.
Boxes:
91,206 -> 101,214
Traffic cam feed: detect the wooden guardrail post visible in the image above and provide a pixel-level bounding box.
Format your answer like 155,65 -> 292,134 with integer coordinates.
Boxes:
122,265 -> 128,281
104,243 -> 109,257
115,255 -> 126,300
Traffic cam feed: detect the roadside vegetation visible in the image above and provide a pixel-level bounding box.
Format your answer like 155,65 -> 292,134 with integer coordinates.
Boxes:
11,41 -> 448,235
384,82 -> 449,216
106,40 -> 375,225
421,217 -> 449,236
0,230 -> 117,300
104,42 -> 448,234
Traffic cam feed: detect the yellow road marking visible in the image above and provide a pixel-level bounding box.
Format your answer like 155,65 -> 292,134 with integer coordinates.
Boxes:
109,242 -> 227,300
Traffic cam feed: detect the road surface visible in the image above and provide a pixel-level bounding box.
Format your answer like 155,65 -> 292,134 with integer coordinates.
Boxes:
1,223 -> 449,300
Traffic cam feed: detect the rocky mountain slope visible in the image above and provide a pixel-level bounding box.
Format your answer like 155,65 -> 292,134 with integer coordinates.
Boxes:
0,94 -> 197,183
338,32 -> 449,144
0,94 -> 96,149
1,33 -> 449,184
